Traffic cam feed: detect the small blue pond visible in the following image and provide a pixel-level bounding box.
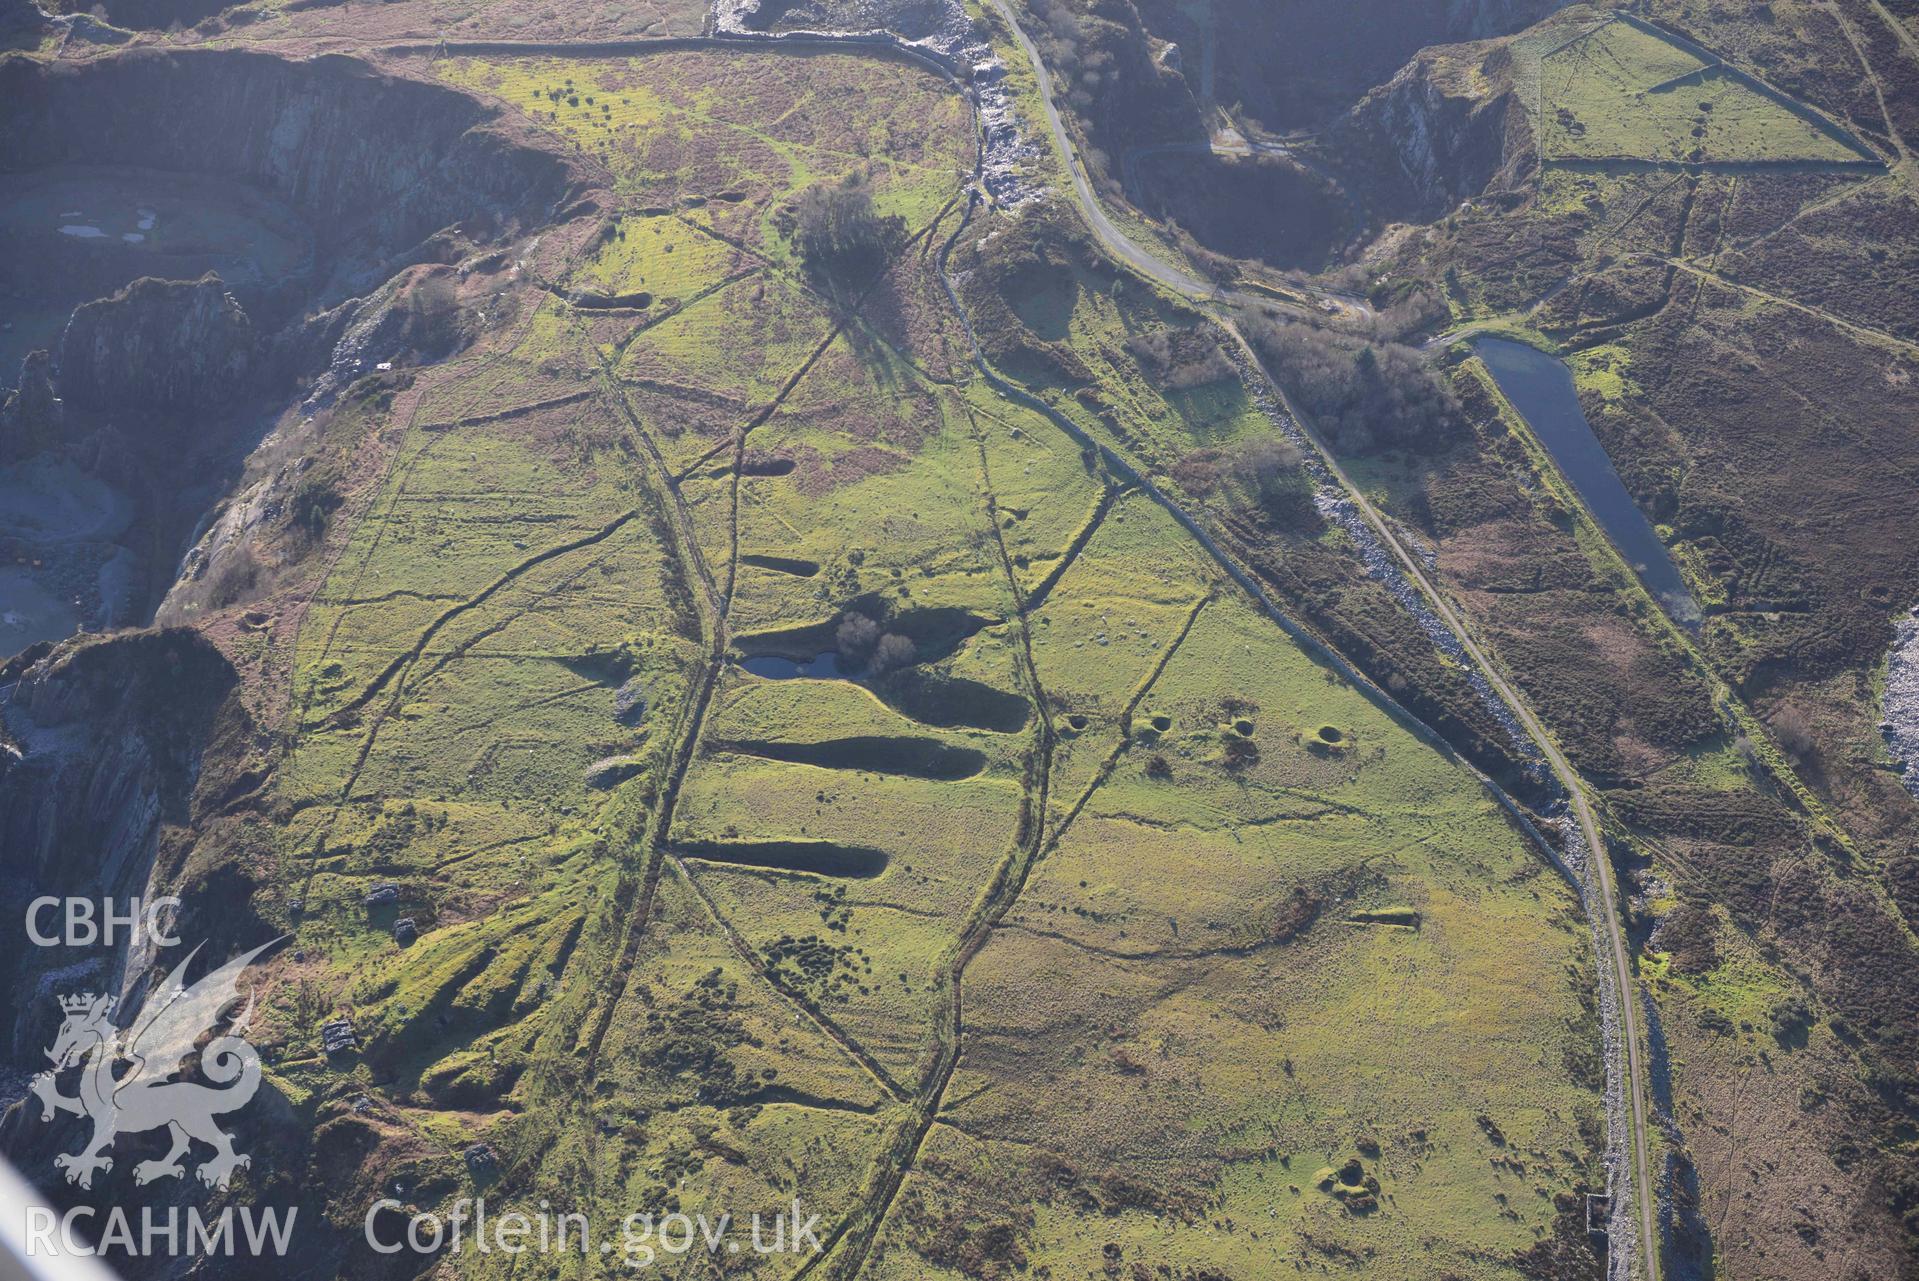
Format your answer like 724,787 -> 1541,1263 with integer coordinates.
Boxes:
1477,338 -> 1702,629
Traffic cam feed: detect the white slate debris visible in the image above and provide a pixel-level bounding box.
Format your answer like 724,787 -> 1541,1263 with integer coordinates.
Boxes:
1884,614 -> 1919,799
1232,351 -> 1545,775
713,0 -> 1046,207
1554,816 -> 1637,1281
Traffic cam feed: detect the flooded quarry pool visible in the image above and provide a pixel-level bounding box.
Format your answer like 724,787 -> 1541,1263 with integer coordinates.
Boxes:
0,457 -> 134,659
0,569 -> 79,657
1477,338 -> 1702,628
0,166 -> 315,388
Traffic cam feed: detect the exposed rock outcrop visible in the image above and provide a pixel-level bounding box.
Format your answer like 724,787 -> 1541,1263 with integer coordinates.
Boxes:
0,629 -> 236,893
58,275 -> 256,416
1134,0 -> 1566,130
0,349 -> 62,462
0,0 -> 47,41
1885,615 -> 1919,800
98,0 -> 229,29
1333,38 -> 1534,222
0,48 -> 586,634
0,48 -> 581,302
0,628 -> 245,1049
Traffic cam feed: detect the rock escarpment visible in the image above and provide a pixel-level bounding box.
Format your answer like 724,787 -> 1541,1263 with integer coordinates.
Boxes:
0,48 -> 580,303
0,0 -> 46,40
0,47 -> 587,633
59,275 -> 256,415
96,0 -> 229,29
1132,0 -> 1565,130
0,47 -> 582,419
1333,38 -> 1534,222
0,629 -> 246,1044
0,350 -> 61,463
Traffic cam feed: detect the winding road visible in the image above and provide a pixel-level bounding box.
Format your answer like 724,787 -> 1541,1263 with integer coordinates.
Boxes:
985,1 -> 1662,1276
983,1 -> 1374,321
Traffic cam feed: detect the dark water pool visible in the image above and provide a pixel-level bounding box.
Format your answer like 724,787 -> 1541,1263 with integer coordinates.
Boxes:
740,650 -> 848,680
1477,338 -> 1701,628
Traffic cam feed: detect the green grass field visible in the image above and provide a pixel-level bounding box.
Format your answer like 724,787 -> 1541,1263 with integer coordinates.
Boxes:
861,592 -> 1603,1279
231,41 -> 1607,1280
1536,18 -> 1867,166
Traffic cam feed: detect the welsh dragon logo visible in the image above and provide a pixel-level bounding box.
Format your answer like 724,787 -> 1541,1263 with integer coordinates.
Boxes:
30,938 -> 281,1191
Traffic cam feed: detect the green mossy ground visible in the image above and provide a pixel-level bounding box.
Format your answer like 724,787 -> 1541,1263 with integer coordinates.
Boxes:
1529,15 -> 1868,166
145,38 -> 1609,1281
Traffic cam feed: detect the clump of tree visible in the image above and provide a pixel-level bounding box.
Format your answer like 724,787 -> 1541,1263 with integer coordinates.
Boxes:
1171,436 -> 1320,533
1124,326 -> 1238,390
1233,436 -> 1319,530
870,633 -> 918,674
1771,703 -> 1817,763
287,470 -> 343,543
1238,307 -> 1466,456
791,174 -> 904,289
836,611 -> 879,662
835,609 -> 918,675
1770,994 -> 1815,1048
1022,0 -> 1189,203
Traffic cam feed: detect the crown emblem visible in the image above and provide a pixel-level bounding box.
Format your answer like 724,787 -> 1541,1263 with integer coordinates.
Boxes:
34,937 -> 279,1193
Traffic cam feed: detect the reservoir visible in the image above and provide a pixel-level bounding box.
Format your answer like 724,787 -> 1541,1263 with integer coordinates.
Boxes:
1476,338 -> 1702,628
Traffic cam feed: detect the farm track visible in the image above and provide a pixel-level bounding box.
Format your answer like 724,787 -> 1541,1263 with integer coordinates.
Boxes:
625,203 -> 972,1081
1018,481 -> 1123,613
1636,252 -> 1919,356
664,853 -> 914,1104
1028,591 -> 1211,868
1829,0 -> 1915,163
806,379 -> 1065,1281
321,508 -> 641,726
557,189 -> 1021,1242
289,509 -> 639,909
292,291 -> 561,733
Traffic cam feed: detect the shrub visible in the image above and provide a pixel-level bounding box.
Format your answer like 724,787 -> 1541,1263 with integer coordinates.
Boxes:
1231,436 -> 1319,530
1239,308 -> 1466,456
1771,995 -> 1815,1046
1124,327 -> 1238,390
793,174 -> 904,287
1771,704 -> 1816,761
869,632 -> 918,675
205,542 -> 261,609
287,471 -> 343,542
1222,734 -> 1261,771
836,611 -> 880,664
